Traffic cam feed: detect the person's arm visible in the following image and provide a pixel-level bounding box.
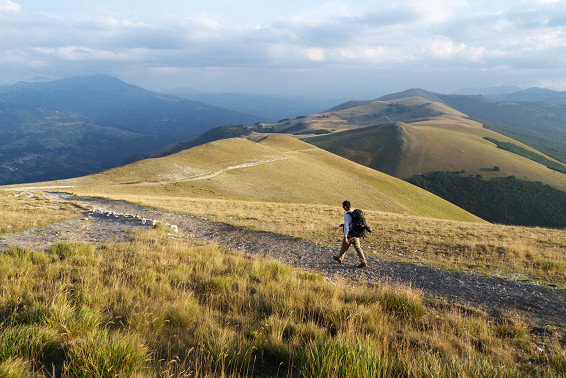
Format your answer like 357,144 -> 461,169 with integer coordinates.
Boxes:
343,213 -> 351,241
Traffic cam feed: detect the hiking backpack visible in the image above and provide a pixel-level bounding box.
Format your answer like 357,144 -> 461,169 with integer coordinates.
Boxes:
349,209 -> 372,238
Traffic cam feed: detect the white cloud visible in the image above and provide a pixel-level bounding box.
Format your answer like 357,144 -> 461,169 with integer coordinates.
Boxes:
33,46 -> 118,61
1,0 -> 565,95
423,37 -> 466,58
0,0 -> 20,12
407,0 -> 469,24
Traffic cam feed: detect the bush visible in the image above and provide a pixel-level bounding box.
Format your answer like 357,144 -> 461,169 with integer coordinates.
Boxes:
378,289 -> 425,320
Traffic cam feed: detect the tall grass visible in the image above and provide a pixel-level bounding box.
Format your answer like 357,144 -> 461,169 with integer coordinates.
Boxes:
0,228 -> 563,376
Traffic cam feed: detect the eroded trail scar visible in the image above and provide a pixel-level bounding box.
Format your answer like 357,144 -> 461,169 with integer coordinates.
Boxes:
3,193 -> 566,326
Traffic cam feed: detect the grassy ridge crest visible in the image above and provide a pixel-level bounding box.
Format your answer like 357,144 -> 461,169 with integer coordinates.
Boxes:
54,134 -> 482,222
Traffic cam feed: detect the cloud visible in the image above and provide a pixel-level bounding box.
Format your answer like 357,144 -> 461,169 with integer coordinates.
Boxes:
1,1 -> 565,95
0,0 -> 20,13
423,37 -> 467,58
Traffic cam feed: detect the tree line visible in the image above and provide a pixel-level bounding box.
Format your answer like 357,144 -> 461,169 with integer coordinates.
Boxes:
407,172 -> 566,228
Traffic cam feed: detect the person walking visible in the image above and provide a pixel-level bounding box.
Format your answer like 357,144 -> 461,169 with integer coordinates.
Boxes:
333,200 -> 367,268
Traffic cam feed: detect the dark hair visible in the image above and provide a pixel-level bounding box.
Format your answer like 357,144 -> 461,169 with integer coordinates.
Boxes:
342,200 -> 351,209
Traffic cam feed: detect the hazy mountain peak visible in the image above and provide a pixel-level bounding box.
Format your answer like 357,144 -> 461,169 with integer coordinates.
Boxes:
377,88 -> 444,104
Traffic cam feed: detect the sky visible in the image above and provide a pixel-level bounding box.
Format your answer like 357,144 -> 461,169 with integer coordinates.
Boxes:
1,0 -> 565,98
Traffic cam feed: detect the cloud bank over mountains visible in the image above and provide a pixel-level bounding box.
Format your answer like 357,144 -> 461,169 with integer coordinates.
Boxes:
1,0 -> 565,97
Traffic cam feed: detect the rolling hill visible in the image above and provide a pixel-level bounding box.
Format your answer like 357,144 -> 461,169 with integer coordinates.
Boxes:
374,89 -> 566,165
127,89 -> 566,194
230,91 -> 566,227
266,95 -> 566,192
0,76 -> 263,185
16,134 -> 482,223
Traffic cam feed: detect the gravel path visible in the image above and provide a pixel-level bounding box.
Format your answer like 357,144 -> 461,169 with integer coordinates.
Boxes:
2,193 -> 565,326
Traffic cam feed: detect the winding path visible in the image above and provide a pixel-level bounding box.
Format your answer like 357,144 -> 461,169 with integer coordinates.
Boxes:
2,193 -> 565,326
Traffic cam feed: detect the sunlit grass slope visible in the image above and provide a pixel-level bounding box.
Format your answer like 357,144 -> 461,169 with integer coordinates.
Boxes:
58,134 -> 481,222
396,119 -> 566,188
3,230 -> 565,376
306,98 -> 566,191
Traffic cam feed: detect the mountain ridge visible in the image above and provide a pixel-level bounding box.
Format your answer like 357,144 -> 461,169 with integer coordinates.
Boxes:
0,75 -> 265,185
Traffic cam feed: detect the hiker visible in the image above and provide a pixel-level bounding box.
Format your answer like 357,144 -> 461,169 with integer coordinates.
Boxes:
333,200 -> 368,268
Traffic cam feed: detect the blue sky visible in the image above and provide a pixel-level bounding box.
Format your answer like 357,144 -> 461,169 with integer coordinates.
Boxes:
1,0 -> 565,98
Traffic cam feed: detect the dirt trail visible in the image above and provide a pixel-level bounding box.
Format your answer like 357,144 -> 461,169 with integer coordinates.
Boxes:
2,193 -> 565,326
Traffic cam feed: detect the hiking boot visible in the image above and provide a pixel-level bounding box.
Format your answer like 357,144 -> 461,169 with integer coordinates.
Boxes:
333,256 -> 342,264
357,262 -> 367,269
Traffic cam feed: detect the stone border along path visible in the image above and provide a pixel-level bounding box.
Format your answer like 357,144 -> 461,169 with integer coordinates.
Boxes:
2,192 -> 565,327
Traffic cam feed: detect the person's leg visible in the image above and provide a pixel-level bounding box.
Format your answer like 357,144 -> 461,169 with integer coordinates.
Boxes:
335,238 -> 350,262
351,237 -> 367,265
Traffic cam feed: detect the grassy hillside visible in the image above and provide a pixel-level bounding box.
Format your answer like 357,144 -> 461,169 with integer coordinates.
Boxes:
436,94 -> 566,164
304,123 -> 404,175
1,179 -> 566,375
2,134 -> 566,375
39,134 -> 481,223
301,98 -> 566,192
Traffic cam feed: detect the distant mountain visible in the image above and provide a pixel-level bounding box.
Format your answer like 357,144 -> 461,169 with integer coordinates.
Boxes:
453,86 -> 566,104
452,86 -> 522,96
487,87 -> 566,104
0,75 -> 262,184
0,75 -> 262,137
165,89 -> 343,121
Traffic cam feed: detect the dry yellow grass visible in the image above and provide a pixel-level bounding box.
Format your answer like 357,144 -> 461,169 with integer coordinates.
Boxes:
1,228 -> 564,376
54,192 -> 566,287
0,191 -> 78,233
396,120 -> 566,190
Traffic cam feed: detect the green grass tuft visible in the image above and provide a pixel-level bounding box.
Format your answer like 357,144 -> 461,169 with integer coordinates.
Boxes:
0,356 -> 34,378
63,329 -> 148,377
0,325 -> 61,366
299,337 -> 391,378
